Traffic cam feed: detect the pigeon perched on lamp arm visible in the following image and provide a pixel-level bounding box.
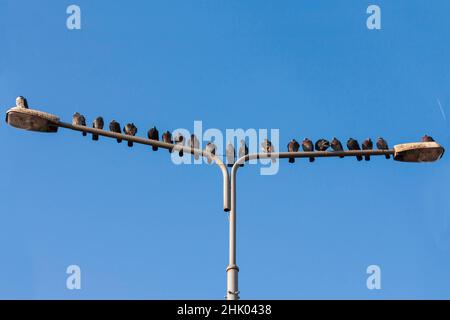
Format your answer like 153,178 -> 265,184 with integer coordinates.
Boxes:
376,137 -> 390,159
189,134 -> 200,160
123,123 -> 137,147
72,112 -> 87,136
315,139 -> 330,152
302,138 -> 315,162
361,138 -> 373,161
205,142 -> 217,164
347,138 -> 363,161
147,127 -> 159,151
92,117 -> 104,141
109,120 -> 122,143
287,139 -> 300,163
238,140 -> 248,167
330,137 -> 344,158
174,133 -> 185,157
162,131 -> 173,153
16,96 -> 29,109
226,143 -> 236,167
261,139 -> 276,163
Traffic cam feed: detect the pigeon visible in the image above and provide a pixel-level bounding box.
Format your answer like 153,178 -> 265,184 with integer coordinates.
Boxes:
238,140 -> 248,167
16,96 -> 29,109
72,112 -> 87,136
315,139 -> 330,152
109,120 -> 122,143
174,134 -> 185,157
376,137 -> 390,159
162,131 -> 173,153
331,137 -> 344,158
347,138 -> 363,161
226,143 -> 236,167
362,138 -> 373,161
422,135 -> 435,142
302,138 -> 315,162
123,123 -> 137,147
147,127 -> 159,151
205,142 -> 216,164
261,139 -> 276,163
189,134 -> 200,160
92,117 -> 104,141
287,139 -> 300,163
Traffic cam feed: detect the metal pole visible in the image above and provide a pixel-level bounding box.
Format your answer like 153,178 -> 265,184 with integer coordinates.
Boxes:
226,149 -> 394,300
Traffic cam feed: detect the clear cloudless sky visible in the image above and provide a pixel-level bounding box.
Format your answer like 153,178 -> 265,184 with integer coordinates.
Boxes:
1,0 -> 450,299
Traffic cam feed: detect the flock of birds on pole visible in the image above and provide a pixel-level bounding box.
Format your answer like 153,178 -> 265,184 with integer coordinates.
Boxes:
72,111 -> 435,167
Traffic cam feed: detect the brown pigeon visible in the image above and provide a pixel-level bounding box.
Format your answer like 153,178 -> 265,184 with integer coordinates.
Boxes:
287,139 -> 300,163
16,96 -> 29,109
72,112 -> 87,136
226,143 -> 236,167
92,117 -> 104,141
315,139 -> 330,151
189,134 -> 200,160
124,123 -> 137,147
162,131 -> 173,153
174,134 -> 185,157
109,120 -> 122,143
362,138 -> 373,161
147,127 -> 159,151
302,138 -> 315,162
205,142 -> 216,164
261,139 -> 276,163
238,140 -> 248,167
331,137 -> 344,158
376,137 -> 390,159
347,138 -> 363,161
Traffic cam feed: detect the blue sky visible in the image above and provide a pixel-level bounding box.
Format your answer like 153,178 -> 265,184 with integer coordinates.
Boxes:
1,0 -> 450,299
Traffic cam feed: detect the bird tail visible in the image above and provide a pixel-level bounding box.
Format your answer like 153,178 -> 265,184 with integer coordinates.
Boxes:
92,134 -> 99,141
289,158 -> 295,164
179,150 -> 183,157
152,146 -> 158,151
128,141 -> 133,147
227,164 -> 233,168
117,138 -> 122,143
365,155 -> 370,161
240,163 -> 244,167
357,156 -> 363,161
309,157 -> 315,163
82,132 -> 87,137
385,154 -> 391,160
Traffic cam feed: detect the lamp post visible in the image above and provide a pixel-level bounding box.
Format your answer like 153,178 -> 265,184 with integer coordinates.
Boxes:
5,100 -> 445,300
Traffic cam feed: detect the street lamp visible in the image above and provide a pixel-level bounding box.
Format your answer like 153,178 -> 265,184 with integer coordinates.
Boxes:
5,97 -> 446,300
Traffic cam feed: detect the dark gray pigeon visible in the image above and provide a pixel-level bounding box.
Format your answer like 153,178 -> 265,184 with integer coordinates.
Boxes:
16,96 -> 29,109
162,131 -> 173,153
174,134 -> 185,157
109,120 -> 122,143
238,140 -> 248,167
92,117 -> 104,141
315,139 -> 330,152
189,134 -> 200,160
226,143 -> 236,167
361,138 -> 373,161
302,138 -> 315,162
422,135 -> 435,142
287,139 -> 300,163
147,127 -> 159,151
331,137 -> 344,158
376,137 -> 390,159
261,139 -> 276,163
205,142 -> 216,164
72,112 -> 87,136
347,138 -> 363,161
124,123 -> 137,147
